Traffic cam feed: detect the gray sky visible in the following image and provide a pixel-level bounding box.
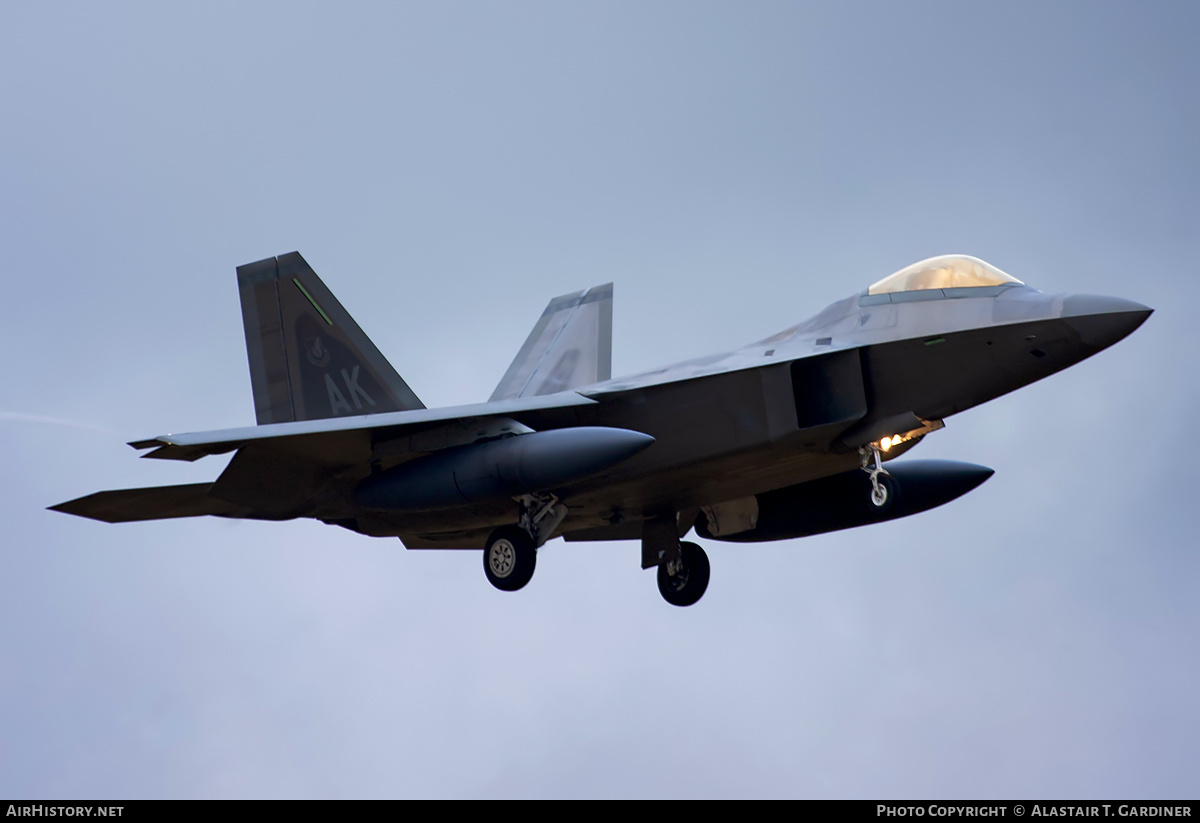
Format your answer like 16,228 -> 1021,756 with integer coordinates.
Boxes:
1,1 -> 1196,798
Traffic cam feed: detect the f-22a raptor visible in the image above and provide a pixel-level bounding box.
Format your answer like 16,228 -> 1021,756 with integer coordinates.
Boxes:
53,253 -> 1151,606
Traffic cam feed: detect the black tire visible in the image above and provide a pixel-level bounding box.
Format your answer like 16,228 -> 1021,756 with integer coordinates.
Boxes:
657,541 -> 710,607
867,473 -> 898,516
483,526 -> 537,592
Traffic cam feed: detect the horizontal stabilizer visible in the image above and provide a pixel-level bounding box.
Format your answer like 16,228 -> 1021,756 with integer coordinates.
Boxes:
490,283 -> 612,401
49,483 -> 254,523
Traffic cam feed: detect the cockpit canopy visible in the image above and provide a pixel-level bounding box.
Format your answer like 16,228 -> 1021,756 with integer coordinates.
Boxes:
867,255 -> 1023,295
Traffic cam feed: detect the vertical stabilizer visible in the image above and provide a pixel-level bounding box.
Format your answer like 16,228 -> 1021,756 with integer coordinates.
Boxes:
490,283 -> 613,401
237,252 -> 425,424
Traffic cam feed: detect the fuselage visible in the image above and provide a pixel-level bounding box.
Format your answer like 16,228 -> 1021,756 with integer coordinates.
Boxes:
50,252 -> 1153,605
358,272 -> 1150,547
50,252 -> 1152,558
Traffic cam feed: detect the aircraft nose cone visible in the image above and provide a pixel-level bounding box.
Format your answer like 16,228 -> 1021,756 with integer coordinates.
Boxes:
1062,294 -> 1153,350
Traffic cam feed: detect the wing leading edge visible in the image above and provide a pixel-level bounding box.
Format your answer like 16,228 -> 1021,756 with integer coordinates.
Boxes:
126,390 -> 599,462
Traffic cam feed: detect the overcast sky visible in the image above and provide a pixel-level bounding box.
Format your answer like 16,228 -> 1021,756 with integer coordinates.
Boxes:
1,1 -> 1196,799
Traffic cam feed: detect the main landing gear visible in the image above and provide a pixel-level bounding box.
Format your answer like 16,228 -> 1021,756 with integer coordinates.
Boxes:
657,541 -> 710,607
859,443 -> 897,514
482,493 -> 567,593
642,516 -> 711,606
483,497 -> 714,606
483,526 -> 537,591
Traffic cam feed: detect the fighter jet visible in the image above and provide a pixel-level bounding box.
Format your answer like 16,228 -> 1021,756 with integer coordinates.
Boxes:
52,253 -> 1151,606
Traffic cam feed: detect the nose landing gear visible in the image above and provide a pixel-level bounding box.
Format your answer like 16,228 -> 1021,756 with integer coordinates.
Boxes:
859,443 -> 896,514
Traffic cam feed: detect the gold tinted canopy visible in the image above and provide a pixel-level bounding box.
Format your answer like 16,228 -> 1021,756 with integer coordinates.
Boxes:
868,255 -> 1023,295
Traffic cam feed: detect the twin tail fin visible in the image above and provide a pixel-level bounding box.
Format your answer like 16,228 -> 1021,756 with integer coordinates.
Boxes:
490,283 -> 613,401
237,252 -> 425,424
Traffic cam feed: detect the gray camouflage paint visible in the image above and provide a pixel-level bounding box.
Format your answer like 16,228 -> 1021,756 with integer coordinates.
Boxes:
52,259 -> 1150,551
237,253 -> 425,424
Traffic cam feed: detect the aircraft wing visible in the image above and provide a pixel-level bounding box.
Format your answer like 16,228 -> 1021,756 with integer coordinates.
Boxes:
127,390 -> 598,463
490,283 -> 612,401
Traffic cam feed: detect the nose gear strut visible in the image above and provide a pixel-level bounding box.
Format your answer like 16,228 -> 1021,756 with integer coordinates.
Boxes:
859,443 -> 892,509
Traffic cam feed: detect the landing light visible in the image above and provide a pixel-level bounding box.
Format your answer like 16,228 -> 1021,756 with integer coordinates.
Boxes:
875,419 -> 946,453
